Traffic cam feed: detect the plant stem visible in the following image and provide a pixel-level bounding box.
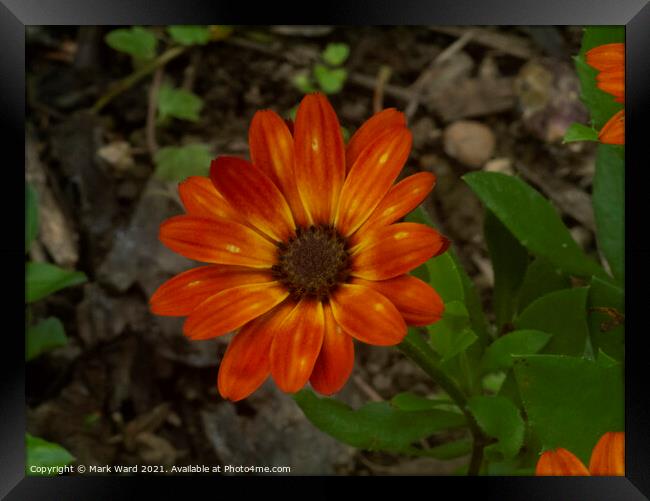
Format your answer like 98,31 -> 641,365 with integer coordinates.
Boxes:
91,46 -> 186,114
398,330 -> 486,475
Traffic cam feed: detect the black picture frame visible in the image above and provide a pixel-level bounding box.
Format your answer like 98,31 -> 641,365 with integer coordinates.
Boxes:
4,0 -> 649,498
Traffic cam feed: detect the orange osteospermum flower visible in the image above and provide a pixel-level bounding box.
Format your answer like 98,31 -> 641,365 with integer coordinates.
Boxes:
150,93 -> 447,401
536,432 -> 625,476
585,42 -> 624,145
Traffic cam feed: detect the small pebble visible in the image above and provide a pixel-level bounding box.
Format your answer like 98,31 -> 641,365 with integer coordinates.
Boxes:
484,157 -> 514,175
443,120 -> 496,168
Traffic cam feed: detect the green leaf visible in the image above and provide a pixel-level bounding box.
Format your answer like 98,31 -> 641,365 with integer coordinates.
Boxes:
587,276 -> 624,362
293,389 -> 466,453
322,42 -> 350,66
26,183 -> 39,253
576,26 -> 624,129
593,144 -> 624,282
481,329 -> 552,371
26,434 -> 74,475
514,287 -> 589,356
563,123 -> 599,143
26,317 -> 67,361
513,354 -> 623,464
427,301 -> 478,363
463,172 -> 604,279
413,439 -> 472,460
484,210 -> 529,329
26,262 -> 87,303
517,257 -> 571,313
157,83 -> 203,122
167,25 -> 211,46
468,395 -> 524,461
292,72 -> 316,94
105,27 -> 157,60
391,392 -> 456,412
314,64 -> 347,94
154,144 -> 213,182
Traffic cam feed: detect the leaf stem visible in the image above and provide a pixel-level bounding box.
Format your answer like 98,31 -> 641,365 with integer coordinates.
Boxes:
398,329 -> 486,475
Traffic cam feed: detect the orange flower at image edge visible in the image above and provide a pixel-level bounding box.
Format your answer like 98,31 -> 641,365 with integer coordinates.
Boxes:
536,432 -> 625,476
150,93 -> 448,401
585,42 -> 625,145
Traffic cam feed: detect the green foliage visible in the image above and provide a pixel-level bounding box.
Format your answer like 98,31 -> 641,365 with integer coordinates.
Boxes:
464,172 -> 604,279
26,262 -> 87,304
26,183 -> 38,253
313,64 -> 347,94
516,257 -> 571,314
154,144 -> 212,181
593,144 -> 624,282
167,25 -> 211,46
481,330 -> 552,372
514,288 -> 590,356
587,277 -> 624,363
390,392 -> 456,412
157,83 -> 204,122
26,317 -> 67,361
468,396 -> 524,461
293,389 -> 466,454
514,355 -> 623,464
322,43 -> 350,66
575,26 -> 624,130
292,72 -> 316,93
427,301 -> 477,363
563,123 -> 599,143
293,42 -> 350,95
26,434 -> 74,475
105,27 -> 157,60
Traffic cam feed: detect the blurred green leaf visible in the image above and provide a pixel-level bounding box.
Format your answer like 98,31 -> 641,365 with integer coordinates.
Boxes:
158,83 -> 203,122
563,123 -> 599,143
26,434 -> 74,475
587,276 -> 624,363
481,329 -> 552,372
314,64 -> 347,94
514,288 -> 589,356
26,262 -> 87,303
26,183 -> 39,253
593,144 -> 624,282
293,72 -> 316,94
26,317 -> 67,361
322,42 -> 350,66
413,439 -> 472,460
294,389 -> 466,453
167,25 -> 211,46
468,395 -> 524,461
463,172 -> 604,279
517,257 -> 571,314
513,354 -> 623,464
105,27 -> 157,60
576,26 -> 624,130
154,144 -> 212,182
390,392 -> 456,412
485,210 -> 529,329
427,301 -> 477,362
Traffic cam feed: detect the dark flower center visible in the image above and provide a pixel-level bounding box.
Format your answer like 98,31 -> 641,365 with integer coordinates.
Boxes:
273,225 -> 351,300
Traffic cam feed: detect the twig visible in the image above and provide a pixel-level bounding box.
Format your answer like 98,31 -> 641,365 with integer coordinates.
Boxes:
372,65 -> 393,114
353,375 -> 383,402
429,26 -> 535,60
405,30 -> 475,120
146,66 -> 164,159
91,46 -> 186,114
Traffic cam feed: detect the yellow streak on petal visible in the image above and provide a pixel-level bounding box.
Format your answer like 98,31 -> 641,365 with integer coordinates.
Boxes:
311,137 -> 319,152
394,231 -> 409,240
226,244 -> 241,254
379,152 -> 389,164
374,303 -> 385,312
187,280 -> 202,288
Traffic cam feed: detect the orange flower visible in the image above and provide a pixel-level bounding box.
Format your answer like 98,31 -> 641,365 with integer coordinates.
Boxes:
536,432 -> 625,476
150,93 -> 447,401
585,43 -> 624,145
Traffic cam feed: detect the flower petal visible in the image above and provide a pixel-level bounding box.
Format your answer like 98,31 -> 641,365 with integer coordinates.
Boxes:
589,432 -> 625,476
149,266 -> 273,317
159,215 -> 278,268
596,69 -> 624,100
599,109 -> 625,145
248,110 -> 308,226
210,156 -> 295,242
294,93 -> 345,225
352,275 -> 444,326
350,222 -> 449,280
586,43 -> 624,72
183,282 -> 289,340
330,283 -> 406,346
217,310 -> 281,401
346,108 -> 406,171
360,172 -> 436,232
335,127 -> 412,236
270,299 -> 325,393
178,176 -> 241,222
310,303 -> 355,395
535,448 -> 590,476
